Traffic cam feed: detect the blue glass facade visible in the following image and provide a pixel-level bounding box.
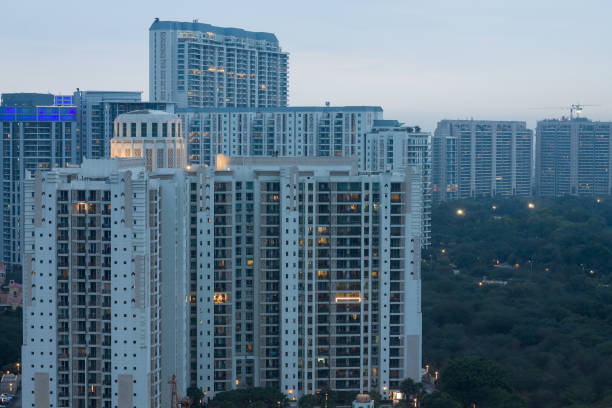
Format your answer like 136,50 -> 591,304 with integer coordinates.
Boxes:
0,102 -> 77,270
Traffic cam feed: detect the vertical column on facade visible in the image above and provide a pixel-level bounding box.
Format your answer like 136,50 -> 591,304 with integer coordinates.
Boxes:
197,168 -> 216,397
378,175 -> 391,399
280,168 -> 299,399
402,168 -> 423,382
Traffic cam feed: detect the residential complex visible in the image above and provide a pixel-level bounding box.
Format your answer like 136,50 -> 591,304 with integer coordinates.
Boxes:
0,96 -> 78,271
22,108 -> 424,405
432,120 -> 533,201
149,19 -> 288,108
536,117 -> 612,197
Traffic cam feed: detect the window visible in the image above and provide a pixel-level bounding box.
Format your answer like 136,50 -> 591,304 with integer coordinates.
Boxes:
152,123 -> 158,137
171,123 -> 176,138
162,123 -> 168,137
141,123 -> 147,137
131,123 -> 136,138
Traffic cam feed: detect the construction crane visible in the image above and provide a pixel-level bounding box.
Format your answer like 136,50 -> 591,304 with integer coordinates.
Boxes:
529,103 -> 600,119
569,104 -> 599,119
168,375 -> 192,408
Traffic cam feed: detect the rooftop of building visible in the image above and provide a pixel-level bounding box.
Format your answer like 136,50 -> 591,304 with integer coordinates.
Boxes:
216,155 -> 359,176
177,106 -> 383,114
372,119 -> 403,127
437,119 -> 528,125
116,109 -> 179,121
150,19 -> 279,43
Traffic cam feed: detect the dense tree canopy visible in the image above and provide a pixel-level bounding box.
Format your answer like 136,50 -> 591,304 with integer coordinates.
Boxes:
424,197 -> 612,408
206,387 -> 289,408
0,310 -> 22,370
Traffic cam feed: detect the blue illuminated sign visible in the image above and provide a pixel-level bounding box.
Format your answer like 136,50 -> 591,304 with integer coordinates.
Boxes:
0,106 -> 76,122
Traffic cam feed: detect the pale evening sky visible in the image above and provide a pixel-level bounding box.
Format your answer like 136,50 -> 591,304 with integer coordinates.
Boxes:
1,0 -> 611,131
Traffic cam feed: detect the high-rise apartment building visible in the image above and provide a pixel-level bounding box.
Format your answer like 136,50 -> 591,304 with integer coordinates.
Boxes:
149,19 -> 288,108
73,90 -> 175,161
536,117 -> 612,197
191,157 -> 422,400
22,110 -> 190,408
0,96 -> 77,270
364,120 -> 431,246
432,120 -> 533,201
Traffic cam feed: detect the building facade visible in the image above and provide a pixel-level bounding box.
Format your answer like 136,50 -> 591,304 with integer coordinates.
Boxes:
432,120 -> 533,201
0,98 -> 77,271
190,157 -> 422,400
22,110 -> 191,408
73,90 -> 175,161
536,117 -> 612,197
22,159 -> 164,408
149,20 -> 288,108
179,106 -> 382,167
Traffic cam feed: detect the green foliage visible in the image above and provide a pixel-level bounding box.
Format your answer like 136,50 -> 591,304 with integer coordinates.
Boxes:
425,197 -> 612,408
0,310 -> 22,369
187,386 -> 204,407
206,387 -> 289,408
399,378 -> 422,398
420,392 -> 461,408
298,394 -> 318,408
439,356 -> 511,406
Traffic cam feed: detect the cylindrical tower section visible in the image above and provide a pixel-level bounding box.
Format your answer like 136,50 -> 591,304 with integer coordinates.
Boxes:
111,110 -> 185,171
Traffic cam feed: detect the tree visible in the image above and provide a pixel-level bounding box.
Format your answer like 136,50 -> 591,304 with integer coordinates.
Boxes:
207,387 -> 289,408
439,356 -> 511,406
399,378 -> 423,399
187,386 -> 204,408
420,392 -> 461,408
298,394 -> 318,408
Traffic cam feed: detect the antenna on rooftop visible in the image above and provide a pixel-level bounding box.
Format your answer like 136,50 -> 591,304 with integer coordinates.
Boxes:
529,103 -> 600,119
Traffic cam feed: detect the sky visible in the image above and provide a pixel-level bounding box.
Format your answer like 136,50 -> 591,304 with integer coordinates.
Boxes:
2,0 -> 612,131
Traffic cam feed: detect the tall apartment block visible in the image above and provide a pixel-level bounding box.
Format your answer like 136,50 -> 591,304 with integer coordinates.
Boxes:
190,157 -> 422,400
364,120 -> 431,246
22,110 -> 190,408
536,117 -> 612,197
73,90 -> 175,161
0,95 -> 77,271
432,120 -> 533,201
149,19 -> 288,108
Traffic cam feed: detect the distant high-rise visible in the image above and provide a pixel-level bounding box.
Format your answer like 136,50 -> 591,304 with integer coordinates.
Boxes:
149,19 -> 289,108
0,95 -> 77,270
432,120 -> 533,201
536,117 -> 612,196
364,120 -> 432,246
